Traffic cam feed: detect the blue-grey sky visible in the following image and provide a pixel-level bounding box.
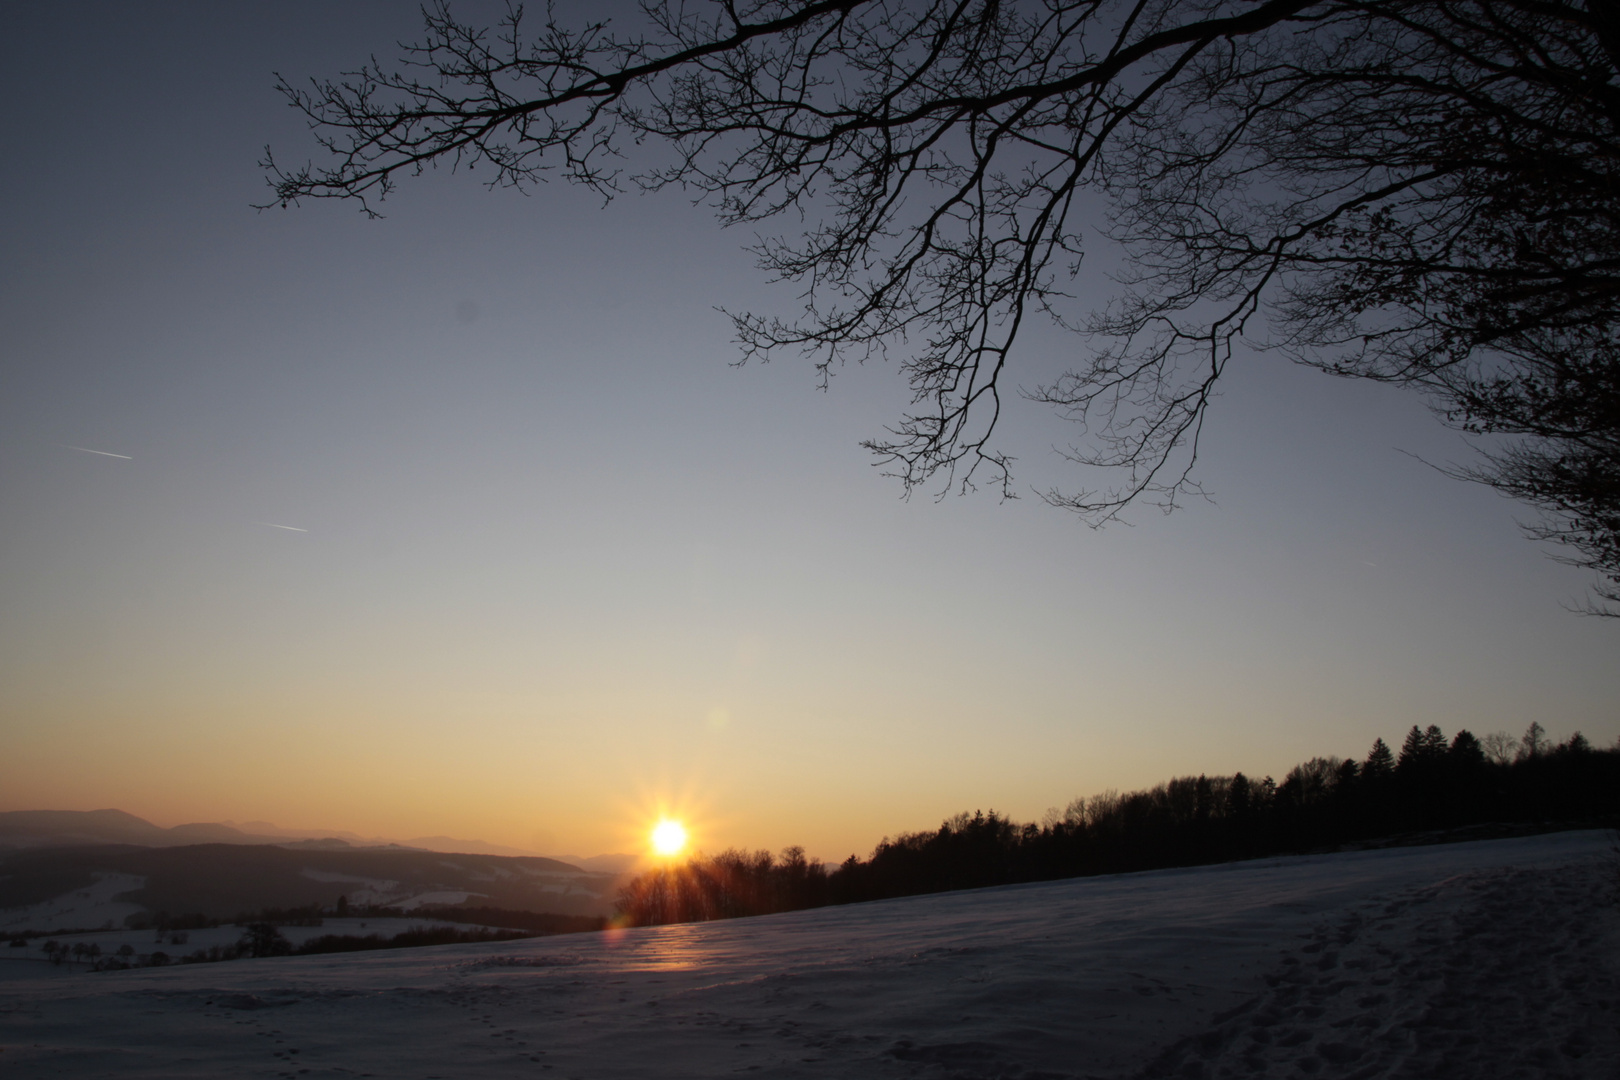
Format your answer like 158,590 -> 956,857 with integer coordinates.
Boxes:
2,1 -> 1614,860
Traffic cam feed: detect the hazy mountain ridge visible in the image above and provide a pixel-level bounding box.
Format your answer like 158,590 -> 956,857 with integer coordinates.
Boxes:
0,809 -> 402,854
0,809 -> 254,850
217,820 -> 567,860
0,809 -> 630,869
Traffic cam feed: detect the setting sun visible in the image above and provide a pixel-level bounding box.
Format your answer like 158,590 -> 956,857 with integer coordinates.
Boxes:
650,819 -> 688,857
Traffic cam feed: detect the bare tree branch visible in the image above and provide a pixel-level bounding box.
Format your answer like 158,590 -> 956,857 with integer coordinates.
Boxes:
266,0 -> 1620,611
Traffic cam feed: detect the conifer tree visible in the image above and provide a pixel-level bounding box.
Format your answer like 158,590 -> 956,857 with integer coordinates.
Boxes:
1449,730 -> 1486,764
1364,739 -> 1396,781
1227,773 -> 1253,817
1420,725 -> 1449,760
1397,726 -> 1428,773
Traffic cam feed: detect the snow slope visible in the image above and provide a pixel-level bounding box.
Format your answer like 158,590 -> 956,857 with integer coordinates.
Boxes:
0,872 -> 147,935
0,843 -> 618,926
0,830 -> 1613,1078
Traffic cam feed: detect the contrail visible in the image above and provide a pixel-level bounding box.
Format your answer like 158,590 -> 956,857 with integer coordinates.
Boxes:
63,445 -> 132,459
260,522 -> 309,533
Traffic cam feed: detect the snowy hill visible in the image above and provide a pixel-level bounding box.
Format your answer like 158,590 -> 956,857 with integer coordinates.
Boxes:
0,829 -> 1612,1078
0,843 -> 621,929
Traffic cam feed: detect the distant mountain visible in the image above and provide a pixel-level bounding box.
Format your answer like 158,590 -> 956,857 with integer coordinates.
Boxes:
0,809 -> 266,850
0,811 -> 615,872
223,820 -> 378,845
0,842 -> 624,931
215,822 -> 548,857
400,836 -> 553,859
549,852 -> 641,874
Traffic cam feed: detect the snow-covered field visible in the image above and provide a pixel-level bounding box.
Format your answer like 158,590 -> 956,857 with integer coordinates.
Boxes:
0,873 -> 148,935
1,831 -> 1613,1078
0,918 -> 473,970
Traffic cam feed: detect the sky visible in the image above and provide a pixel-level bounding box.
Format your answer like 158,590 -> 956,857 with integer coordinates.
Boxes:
2,1 -> 1615,864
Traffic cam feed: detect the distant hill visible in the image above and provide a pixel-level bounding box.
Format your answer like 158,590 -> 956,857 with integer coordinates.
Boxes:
548,852 -> 640,874
395,835 -> 557,859
217,820 -> 556,859
0,842 -> 623,931
0,809 -> 274,850
0,810 -> 614,870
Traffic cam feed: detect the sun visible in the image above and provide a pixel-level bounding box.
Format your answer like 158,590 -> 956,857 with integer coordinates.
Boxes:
650,819 -> 688,857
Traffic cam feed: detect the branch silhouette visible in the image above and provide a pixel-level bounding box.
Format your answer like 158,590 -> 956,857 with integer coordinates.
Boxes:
267,0 -> 1620,610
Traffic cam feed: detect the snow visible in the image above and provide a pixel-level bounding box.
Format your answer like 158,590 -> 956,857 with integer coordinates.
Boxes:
0,918 -> 474,970
396,891 -> 483,910
0,830 -> 1613,1078
0,873 -> 147,934
293,868 -> 474,909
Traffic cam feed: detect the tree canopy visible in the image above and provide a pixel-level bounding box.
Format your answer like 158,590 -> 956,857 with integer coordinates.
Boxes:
266,0 -> 1620,611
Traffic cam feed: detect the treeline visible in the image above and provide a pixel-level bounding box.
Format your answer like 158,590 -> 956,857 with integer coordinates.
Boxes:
414,906 -> 606,935
23,902 -> 606,972
48,922 -> 537,972
615,724 -> 1619,926
118,902 -> 605,937
252,922 -> 532,958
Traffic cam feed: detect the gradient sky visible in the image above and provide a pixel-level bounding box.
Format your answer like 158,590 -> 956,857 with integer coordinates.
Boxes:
3,1 -> 1615,863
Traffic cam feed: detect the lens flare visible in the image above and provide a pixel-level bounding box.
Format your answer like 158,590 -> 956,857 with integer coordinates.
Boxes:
651,819 -> 688,857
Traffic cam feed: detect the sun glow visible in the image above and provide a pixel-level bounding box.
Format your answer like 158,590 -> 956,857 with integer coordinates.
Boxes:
651,819 -> 688,857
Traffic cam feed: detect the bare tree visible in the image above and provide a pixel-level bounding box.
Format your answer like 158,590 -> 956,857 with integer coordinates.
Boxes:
1517,719 -> 1550,760
1481,730 -> 1518,766
266,0 -> 1620,609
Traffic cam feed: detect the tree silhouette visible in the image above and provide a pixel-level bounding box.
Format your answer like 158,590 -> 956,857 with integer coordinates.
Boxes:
1449,730 -> 1485,765
239,923 -> 294,959
1519,720 -> 1551,761
1364,738 -> 1396,781
267,0 -> 1620,609
613,724 -> 1620,927
1397,725 -> 1448,774
1482,730 -> 1519,766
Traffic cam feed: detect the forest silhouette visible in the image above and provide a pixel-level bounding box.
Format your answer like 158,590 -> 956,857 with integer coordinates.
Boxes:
615,725 -> 1619,926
